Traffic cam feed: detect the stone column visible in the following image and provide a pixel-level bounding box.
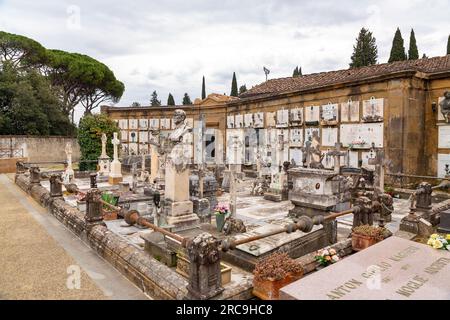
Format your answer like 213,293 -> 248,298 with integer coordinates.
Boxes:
185,233 -> 224,300
108,132 -> 123,185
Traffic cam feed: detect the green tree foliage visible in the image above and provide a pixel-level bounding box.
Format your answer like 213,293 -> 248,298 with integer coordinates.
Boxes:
150,90 -> 161,106
239,85 -> 247,95
0,62 -> 76,135
349,28 -> 378,68
77,114 -> 118,171
388,28 -> 407,63
130,102 -> 141,107
298,67 -> 302,76
293,66 -> 299,77
167,93 -> 175,105
201,76 -> 206,100
408,29 -> 419,60
44,49 -> 124,116
422,53 -> 428,59
447,35 -> 450,55
230,72 -> 238,97
182,93 -> 192,105
0,31 -> 47,69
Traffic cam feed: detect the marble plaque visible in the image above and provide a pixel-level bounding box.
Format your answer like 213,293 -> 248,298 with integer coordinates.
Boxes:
129,119 -> 138,130
254,112 -> 264,128
361,150 -> 376,169
276,109 -> 289,128
244,113 -> 254,128
348,151 -> 359,168
438,97 -> 445,121
276,129 -> 289,164
362,97 -> 384,122
323,149 -> 335,169
280,236 -> 450,300
119,119 -> 128,129
227,115 -> 235,129
321,127 -> 338,147
160,118 -> 171,130
139,119 -> 148,130
128,131 -> 138,143
305,127 -> 320,146
340,123 -> 383,148
129,143 -> 138,155
266,112 -> 276,127
226,129 -> 245,165
438,125 -> 450,149
321,103 -> 338,122
305,106 -> 320,124
290,108 -> 303,126
120,130 -> 128,142
235,114 -> 243,128
139,131 -> 148,143
437,153 -> 450,178
289,148 -> 303,165
341,101 -> 360,122
149,118 -> 160,130
186,118 -> 194,128
290,128 -> 303,146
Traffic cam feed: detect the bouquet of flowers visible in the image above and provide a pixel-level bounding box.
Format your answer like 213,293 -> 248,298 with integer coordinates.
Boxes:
314,248 -> 340,266
214,204 -> 229,215
427,234 -> 450,250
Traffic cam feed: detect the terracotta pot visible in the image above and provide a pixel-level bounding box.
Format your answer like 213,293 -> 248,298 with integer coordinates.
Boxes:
352,233 -> 379,251
252,272 -> 303,300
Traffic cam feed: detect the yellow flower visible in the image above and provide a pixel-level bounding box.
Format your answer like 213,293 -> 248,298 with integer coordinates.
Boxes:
446,234 -> 450,241
427,239 -> 434,246
430,234 -> 439,239
433,240 -> 443,249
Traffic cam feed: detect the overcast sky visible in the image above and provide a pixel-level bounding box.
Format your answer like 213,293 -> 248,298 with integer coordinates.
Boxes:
0,0 -> 449,123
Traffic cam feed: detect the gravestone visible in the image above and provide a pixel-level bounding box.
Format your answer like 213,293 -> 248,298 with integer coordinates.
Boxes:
280,236 -> 450,300
98,133 -> 110,177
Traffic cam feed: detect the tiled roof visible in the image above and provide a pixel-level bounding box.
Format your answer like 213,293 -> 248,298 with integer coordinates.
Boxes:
239,55 -> 450,99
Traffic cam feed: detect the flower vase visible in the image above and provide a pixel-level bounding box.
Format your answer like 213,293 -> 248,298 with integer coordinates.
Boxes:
215,213 -> 226,231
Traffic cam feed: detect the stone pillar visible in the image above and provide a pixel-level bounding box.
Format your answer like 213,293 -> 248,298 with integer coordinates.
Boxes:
149,145 -> 159,183
30,166 -> 41,185
49,174 -> 63,198
85,188 -> 103,224
415,182 -> 432,219
186,233 -> 224,300
90,173 -> 97,189
108,132 -> 123,185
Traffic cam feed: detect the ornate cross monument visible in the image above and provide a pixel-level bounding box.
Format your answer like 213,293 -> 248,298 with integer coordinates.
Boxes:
98,133 -> 110,176
108,132 -> 123,185
62,142 -> 74,184
327,142 -> 347,173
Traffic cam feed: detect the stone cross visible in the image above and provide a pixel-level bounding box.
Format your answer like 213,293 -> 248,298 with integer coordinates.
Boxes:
112,132 -> 120,161
327,142 -> 347,173
368,145 -> 384,192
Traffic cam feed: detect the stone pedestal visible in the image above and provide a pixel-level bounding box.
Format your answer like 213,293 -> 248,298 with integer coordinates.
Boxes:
437,209 -> 450,233
98,157 -> 110,176
264,171 -> 288,202
108,161 -> 123,185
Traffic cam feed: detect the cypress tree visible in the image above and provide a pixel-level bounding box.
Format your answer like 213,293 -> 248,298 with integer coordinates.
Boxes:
298,66 -> 302,76
239,85 -> 247,95
388,28 -> 407,63
447,35 -> 450,55
230,72 -> 238,97
150,90 -> 161,106
292,66 -> 299,77
182,93 -> 192,105
167,93 -> 175,106
201,76 -> 206,99
422,53 -> 428,59
408,29 -> 419,60
349,28 -> 378,68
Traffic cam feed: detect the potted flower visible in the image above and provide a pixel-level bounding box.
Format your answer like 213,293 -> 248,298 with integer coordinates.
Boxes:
252,252 -> 303,300
351,225 -> 388,251
427,234 -> 449,251
214,204 -> 229,232
314,248 -> 340,269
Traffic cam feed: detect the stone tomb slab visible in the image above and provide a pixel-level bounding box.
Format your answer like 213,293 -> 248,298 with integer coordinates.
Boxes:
234,223 -> 323,257
280,236 -> 450,300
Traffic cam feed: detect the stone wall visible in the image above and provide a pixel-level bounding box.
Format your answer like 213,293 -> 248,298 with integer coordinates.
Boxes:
14,173 -> 253,300
0,136 -> 80,163
0,157 -> 27,173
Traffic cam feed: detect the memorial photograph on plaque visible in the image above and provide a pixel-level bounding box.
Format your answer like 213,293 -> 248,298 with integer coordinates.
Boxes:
244,113 -> 254,128
289,107 -> 303,126
227,115 -> 235,129
321,103 -> 338,125
276,109 -> 289,127
254,112 -> 264,128
118,119 -> 128,129
235,114 -> 243,128
129,119 -> 138,130
362,97 -> 384,122
129,131 -> 138,143
341,100 -> 360,122
149,118 -> 159,130
139,119 -> 148,130
305,105 -> 320,125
